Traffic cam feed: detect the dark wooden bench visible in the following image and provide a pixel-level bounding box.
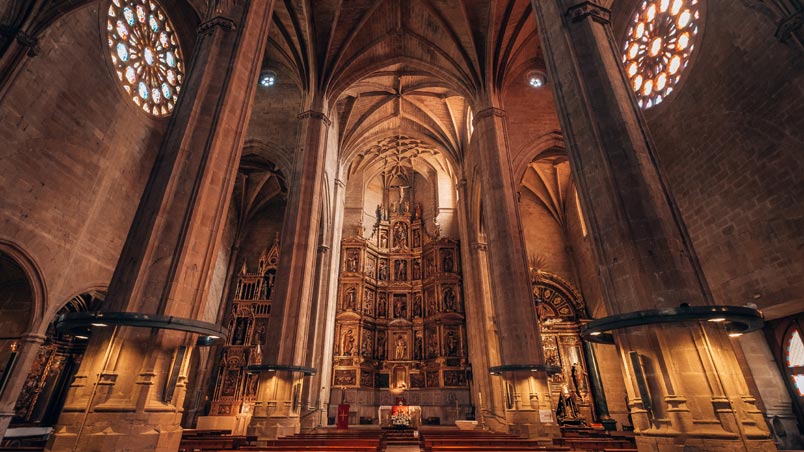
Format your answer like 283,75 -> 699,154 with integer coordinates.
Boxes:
553,437 -> 634,450
178,434 -> 256,451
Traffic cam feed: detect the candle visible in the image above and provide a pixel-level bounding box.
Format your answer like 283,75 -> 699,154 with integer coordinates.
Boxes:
478,391 -> 482,408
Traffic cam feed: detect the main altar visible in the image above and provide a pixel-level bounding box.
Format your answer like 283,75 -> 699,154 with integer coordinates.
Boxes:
379,405 -> 422,428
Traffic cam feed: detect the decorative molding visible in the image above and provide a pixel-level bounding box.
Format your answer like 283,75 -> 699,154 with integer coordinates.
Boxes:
297,110 -> 332,127
472,242 -> 488,251
198,16 -> 237,35
565,1 -> 611,24
472,107 -> 505,126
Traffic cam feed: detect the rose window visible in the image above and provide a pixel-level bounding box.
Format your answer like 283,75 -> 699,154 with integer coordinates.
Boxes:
622,0 -> 701,109
106,0 -> 184,116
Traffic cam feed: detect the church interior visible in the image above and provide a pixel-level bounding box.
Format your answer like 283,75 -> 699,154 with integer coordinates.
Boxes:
0,0 -> 802,451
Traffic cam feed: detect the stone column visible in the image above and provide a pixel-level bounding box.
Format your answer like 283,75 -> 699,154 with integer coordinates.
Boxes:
471,107 -> 558,438
455,177 -> 505,431
249,103 -> 331,439
45,2 -> 274,451
532,1 -> 775,450
308,178 -> 346,428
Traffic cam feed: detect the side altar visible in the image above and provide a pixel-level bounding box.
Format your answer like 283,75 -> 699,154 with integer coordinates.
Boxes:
379,405 -> 422,428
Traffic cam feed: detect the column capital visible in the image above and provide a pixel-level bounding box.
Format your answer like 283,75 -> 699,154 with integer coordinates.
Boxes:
472,107 -> 506,127
565,1 -> 611,24
198,16 -> 237,35
297,110 -> 331,127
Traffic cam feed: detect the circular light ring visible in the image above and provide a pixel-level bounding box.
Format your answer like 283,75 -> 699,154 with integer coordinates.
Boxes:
622,0 -> 701,109
526,70 -> 547,88
246,364 -> 317,376
489,364 -> 562,375
107,0 -> 185,117
580,305 -> 764,344
55,311 -> 228,338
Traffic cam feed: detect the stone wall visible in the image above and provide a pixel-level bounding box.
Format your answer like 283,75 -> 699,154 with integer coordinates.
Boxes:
0,4 -> 165,324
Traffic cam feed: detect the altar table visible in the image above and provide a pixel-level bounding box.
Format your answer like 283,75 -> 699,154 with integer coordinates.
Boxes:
378,405 -> 422,428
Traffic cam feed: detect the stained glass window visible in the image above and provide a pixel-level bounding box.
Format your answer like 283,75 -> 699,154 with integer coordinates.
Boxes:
107,0 -> 184,116
786,328 -> 804,396
622,0 -> 701,109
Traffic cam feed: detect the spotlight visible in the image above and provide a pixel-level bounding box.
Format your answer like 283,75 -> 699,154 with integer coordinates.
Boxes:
74,335 -> 89,340
527,70 -> 547,88
91,323 -> 108,327
707,318 -> 726,323
259,70 -> 276,87
589,331 -> 602,336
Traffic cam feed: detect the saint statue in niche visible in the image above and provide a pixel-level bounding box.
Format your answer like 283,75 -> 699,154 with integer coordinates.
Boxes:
427,331 -> 438,358
376,204 -> 383,224
346,252 -> 359,272
414,202 -> 423,220
364,290 -> 374,315
362,333 -> 372,357
378,259 -> 389,280
393,222 -> 408,248
395,335 -> 407,360
413,294 -> 422,317
377,333 -> 386,360
442,250 -> 454,273
414,335 -> 423,360
344,287 -> 356,310
380,231 -> 388,248
377,293 -> 387,317
428,292 -> 437,315
254,321 -> 267,345
366,257 -> 375,278
443,287 -> 456,311
393,295 -> 407,318
395,260 -> 407,281
343,329 -> 355,355
412,259 -> 421,279
445,331 -> 458,356
232,318 -> 248,345
426,257 -> 435,277
413,229 -> 421,248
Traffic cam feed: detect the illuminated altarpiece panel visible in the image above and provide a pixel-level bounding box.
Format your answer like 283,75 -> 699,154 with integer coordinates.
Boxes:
331,202 -> 469,424
197,236 -> 279,433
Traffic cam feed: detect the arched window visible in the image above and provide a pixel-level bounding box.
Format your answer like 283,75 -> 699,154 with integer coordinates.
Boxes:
622,0 -> 701,109
106,0 -> 185,116
786,328 -> 804,396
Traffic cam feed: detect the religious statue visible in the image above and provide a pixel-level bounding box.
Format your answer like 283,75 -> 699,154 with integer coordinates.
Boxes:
395,336 -> 407,360
414,335 -> 423,360
376,204 -> 383,224
442,251 -> 453,273
377,333 -> 386,360
380,231 -> 388,248
347,252 -> 359,272
377,294 -> 387,317
446,331 -> 458,356
364,290 -> 374,315
378,259 -> 389,280
428,293 -> 437,315
426,257 -> 435,277
232,318 -> 248,345
571,362 -> 588,397
395,260 -> 407,281
391,201 -> 398,214
394,295 -> 407,318
412,259 -> 421,279
343,329 -> 355,355
362,334 -> 372,357
427,332 -> 438,358
414,202 -> 422,220
365,258 -> 375,278
254,321 -> 267,345
413,294 -> 422,317
393,222 -> 408,248
344,287 -> 356,310
443,287 -> 456,311
413,229 -> 421,248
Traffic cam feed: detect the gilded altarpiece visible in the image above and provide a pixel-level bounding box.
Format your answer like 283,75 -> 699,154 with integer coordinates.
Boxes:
531,271 -> 595,423
332,202 -> 468,422
203,237 -> 278,429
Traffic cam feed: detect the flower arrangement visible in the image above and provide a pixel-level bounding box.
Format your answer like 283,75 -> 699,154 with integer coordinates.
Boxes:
390,411 -> 412,427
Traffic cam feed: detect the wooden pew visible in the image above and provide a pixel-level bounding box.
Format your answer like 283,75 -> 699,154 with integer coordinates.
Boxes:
178,434 -> 256,451
553,437 -> 635,450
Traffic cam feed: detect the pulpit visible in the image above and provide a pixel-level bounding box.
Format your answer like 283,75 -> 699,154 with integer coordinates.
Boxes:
379,405 -> 422,428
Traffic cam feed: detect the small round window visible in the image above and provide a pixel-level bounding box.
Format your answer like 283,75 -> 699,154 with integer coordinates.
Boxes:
106,0 -> 185,116
622,0 -> 701,109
